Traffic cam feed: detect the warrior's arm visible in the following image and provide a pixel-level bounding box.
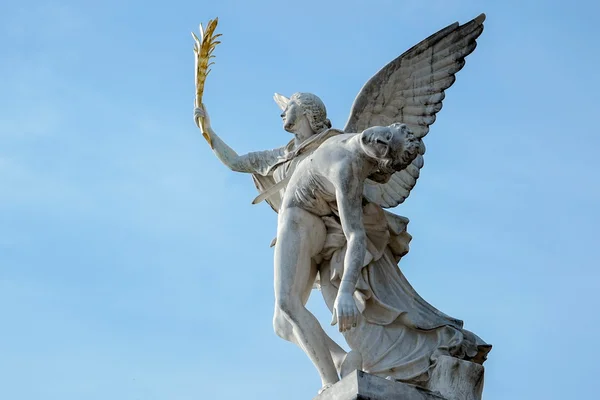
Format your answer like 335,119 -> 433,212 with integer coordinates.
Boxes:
335,168 -> 367,295
330,161 -> 365,331
195,106 -> 282,175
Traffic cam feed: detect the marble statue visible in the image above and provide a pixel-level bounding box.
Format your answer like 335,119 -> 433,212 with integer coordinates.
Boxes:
193,13 -> 491,400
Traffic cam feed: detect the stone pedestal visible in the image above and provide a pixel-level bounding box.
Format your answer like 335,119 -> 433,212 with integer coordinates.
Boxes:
424,355 -> 485,400
313,371 -> 445,400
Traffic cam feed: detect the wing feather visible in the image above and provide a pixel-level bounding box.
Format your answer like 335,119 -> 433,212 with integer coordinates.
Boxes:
397,170 -> 417,187
402,92 -> 445,106
391,174 -> 413,191
386,175 -> 405,193
401,104 -> 443,116
344,14 -> 485,208
401,114 -> 437,128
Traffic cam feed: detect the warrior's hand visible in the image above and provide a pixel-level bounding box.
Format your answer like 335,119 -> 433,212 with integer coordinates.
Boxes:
194,104 -> 212,132
331,291 -> 359,333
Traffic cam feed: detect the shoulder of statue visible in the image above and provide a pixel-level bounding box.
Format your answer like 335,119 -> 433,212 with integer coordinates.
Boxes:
326,128 -> 345,135
301,128 -> 344,151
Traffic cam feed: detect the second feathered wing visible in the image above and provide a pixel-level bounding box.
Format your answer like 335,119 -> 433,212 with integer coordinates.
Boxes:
344,14 -> 486,208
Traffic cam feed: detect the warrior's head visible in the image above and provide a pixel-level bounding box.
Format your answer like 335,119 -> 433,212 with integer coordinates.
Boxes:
360,123 -> 423,182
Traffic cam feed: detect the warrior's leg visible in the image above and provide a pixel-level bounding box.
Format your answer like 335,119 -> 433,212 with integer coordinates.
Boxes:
273,206 -> 339,387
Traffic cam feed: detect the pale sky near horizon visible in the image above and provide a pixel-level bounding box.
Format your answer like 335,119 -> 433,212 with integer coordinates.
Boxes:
1,1 -> 599,399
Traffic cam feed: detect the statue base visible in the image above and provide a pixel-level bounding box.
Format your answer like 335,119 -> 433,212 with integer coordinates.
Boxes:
313,371 -> 444,400
314,356 -> 486,400
424,355 -> 485,400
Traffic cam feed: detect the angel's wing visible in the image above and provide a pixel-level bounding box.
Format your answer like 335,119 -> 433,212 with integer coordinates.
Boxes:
344,14 -> 485,208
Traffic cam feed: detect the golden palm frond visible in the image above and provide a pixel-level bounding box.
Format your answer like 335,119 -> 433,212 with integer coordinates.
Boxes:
192,18 -> 221,148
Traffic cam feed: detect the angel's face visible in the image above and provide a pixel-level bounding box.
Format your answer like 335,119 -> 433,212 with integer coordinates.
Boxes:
281,100 -> 304,133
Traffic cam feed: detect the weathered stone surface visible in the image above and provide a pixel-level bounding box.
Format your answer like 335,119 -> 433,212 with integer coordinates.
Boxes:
314,371 -> 445,400
425,356 -> 485,400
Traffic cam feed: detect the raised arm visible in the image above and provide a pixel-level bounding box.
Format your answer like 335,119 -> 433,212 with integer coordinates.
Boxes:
194,106 -> 283,175
331,162 -> 366,332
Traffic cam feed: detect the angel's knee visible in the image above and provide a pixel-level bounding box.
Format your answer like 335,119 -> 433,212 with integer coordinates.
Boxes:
273,306 -> 294,341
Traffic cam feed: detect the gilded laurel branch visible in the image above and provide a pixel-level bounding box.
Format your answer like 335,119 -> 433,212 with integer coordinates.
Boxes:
192,18 -> 221,148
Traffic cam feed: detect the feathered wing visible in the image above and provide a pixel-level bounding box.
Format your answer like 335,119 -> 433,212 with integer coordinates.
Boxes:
344,14 -> 486,208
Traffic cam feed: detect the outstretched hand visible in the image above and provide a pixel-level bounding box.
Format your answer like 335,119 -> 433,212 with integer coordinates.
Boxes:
331,292 -> 359,333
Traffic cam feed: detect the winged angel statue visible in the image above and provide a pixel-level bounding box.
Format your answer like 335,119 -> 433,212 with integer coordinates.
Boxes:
193,14 -> 491,396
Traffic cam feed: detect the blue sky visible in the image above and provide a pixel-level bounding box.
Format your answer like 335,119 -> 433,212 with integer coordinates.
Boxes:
1,0 -> 599,399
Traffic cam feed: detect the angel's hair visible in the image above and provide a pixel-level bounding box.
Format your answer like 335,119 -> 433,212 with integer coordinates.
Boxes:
290,92 -> 332,134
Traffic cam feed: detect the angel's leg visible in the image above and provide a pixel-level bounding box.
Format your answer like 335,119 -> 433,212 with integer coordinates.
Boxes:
274,261 -> 347,374
273,206 -> 339,387
273,258 -> 347,374
301,261 -> 347,373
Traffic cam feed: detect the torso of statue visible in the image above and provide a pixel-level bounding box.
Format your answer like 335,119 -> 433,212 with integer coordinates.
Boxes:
288,166 -> 337,217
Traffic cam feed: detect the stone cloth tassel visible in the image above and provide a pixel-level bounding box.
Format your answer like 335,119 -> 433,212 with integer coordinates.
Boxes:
192,18 -> 221,148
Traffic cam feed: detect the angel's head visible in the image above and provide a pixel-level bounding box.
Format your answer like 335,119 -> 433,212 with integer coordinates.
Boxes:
360,123 -> 422,181
275,92 -> 332,136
